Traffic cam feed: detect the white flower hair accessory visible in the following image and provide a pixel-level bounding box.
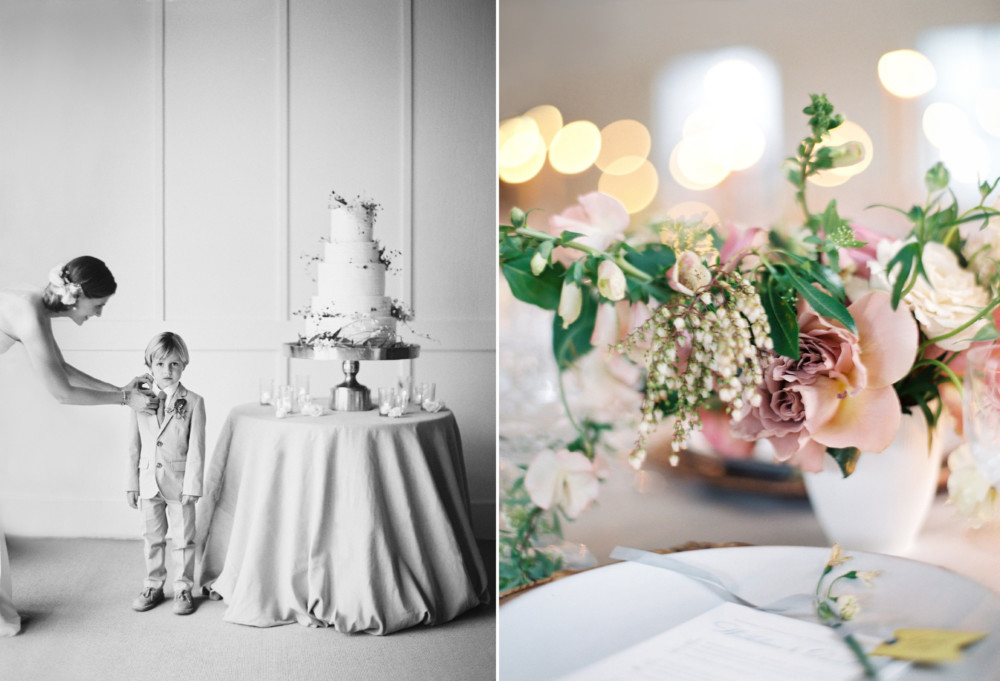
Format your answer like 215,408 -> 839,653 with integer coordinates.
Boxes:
48,264 -> 83,306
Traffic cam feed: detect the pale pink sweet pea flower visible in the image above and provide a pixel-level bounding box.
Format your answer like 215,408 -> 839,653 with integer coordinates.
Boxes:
597,260 -> 627,301
548,192 -> 630,265
590,300 -> 631,348
719,224 -> 767,270
523,448 -> 606,519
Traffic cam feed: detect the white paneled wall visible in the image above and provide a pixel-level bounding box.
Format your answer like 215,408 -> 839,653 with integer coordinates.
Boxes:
0,0 -> 496,539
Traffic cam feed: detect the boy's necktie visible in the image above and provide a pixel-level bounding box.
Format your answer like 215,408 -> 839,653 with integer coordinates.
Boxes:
157,392 -> 166,426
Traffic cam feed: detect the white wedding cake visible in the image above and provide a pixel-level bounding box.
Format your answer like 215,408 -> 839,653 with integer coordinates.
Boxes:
303,193 -> 398,346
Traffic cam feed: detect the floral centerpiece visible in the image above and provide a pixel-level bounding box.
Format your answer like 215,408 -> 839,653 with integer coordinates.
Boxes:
499,93 -> 1000,590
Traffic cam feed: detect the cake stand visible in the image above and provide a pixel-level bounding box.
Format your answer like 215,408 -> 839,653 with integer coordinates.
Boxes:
282,342 -> 421,411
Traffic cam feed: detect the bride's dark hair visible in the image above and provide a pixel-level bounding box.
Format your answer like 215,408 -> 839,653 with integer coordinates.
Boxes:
42,256 -> 118,312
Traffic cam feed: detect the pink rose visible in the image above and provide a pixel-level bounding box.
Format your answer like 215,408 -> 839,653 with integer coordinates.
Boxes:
734,290 -> 918,471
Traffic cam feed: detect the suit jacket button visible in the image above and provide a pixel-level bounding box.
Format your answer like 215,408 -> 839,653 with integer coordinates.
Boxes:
156,441 -> 163,447
156,462 -> 163,468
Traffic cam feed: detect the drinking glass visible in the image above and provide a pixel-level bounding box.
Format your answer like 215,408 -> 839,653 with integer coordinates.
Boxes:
259,378 -> 274,406
399,375 -> 413,405
412,382 -> 424,405
964,344 -> 1000,485
377,387 -> 392,416
422,382 -> 436,403
295,374 -> 310,405
275,384 -> 294,415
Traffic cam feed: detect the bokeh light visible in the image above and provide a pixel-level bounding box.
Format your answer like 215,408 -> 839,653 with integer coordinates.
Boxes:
498,128 -> 547,184
975,88 -> 1000,139
498,116 -> 543,168
669,139 -> 728,190
524,104 -> 564,147
940,137 -> 992,184
548,120 -> 602,174
665,201 -> 720,229
703,59 -> 765,106
922,102 -> 971,149
878,49 -> 936,98
808,119 -> 874,187
598,160 -> 659,214
596,119 -> 651,175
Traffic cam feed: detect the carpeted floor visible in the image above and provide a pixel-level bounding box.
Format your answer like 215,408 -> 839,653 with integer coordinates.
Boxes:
1,536 -> 496,681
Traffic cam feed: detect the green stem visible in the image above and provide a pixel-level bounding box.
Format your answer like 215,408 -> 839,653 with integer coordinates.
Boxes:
843,632 -> 880,679
918,295 -> 1000,354
912,357 -> 964,394
557,369 -> 588,456
514,227 -> 653,282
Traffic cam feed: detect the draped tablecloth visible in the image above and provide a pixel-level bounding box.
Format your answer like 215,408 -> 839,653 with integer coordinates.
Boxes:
196,403 -> 488,634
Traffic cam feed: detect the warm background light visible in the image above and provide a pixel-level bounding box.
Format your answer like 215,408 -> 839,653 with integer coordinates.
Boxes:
596,119 -> 651,175
665,201 -> 720,229
548,120 -> 602,174
498,116 -> 543,168
922,102 -> 971,149
808,119 -> 874,188
598,159 -> 659,214
975,88 -> 1000,139
671,135 -> 730,189
524,104 -> 564,147
703,59 -> 765,106
498,129 -> 547,184
878,49 -> 936,98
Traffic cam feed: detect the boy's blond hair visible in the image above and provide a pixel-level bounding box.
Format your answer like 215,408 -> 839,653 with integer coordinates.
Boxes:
144,332 -> 190,368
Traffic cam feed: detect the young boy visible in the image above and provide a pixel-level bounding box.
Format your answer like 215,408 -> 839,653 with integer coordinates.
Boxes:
126,332 -> 206,615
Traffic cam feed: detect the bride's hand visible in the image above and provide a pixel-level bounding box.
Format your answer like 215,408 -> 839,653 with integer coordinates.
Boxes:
122,376 -> 157,414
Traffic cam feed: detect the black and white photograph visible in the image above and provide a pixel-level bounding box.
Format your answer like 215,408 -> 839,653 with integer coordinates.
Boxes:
0,1 -> 495,679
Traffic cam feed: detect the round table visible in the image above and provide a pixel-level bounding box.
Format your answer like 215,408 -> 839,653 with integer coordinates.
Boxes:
196,403 -> 488,634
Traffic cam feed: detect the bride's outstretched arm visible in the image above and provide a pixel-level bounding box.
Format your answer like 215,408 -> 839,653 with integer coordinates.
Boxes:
17,311 -> 156,412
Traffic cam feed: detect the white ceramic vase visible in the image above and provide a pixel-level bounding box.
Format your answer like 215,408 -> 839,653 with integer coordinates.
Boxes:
802,410 -> 944,555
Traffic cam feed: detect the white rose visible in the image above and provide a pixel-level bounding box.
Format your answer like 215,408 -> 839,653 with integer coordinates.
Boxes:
947,444 -> 1000,528
962,216 -> 1000,290
523,448 -> 604,519
870,240 -> 990,351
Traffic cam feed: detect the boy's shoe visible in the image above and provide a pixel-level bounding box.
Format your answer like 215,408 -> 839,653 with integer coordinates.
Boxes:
131,587 -> 164,612
173,589 -> 195,616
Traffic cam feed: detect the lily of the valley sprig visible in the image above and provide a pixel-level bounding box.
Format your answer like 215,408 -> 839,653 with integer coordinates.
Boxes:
816,544 -> 882,678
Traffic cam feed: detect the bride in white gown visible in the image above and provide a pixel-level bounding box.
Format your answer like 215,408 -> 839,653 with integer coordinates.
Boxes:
0,256 -> 158,636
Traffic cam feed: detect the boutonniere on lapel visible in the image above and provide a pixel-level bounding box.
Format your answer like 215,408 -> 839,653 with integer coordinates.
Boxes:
168,398 -> 188,421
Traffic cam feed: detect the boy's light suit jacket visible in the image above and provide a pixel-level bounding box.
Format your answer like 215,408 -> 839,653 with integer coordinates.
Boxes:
126,384 -> 206,500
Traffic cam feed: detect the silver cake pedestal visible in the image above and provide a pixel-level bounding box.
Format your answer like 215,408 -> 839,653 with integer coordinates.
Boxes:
282,342 -> 421,411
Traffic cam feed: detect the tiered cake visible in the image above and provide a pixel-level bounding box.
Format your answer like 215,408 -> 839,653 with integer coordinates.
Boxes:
304,193 -> 397,346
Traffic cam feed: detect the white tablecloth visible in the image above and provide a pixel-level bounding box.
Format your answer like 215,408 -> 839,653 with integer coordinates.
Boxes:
197,403 -> 488,634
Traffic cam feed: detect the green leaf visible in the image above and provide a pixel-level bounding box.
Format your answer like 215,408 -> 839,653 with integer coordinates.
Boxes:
557,230 -> 585,244
925,162 -> 950,192
886,242 -> 918,309
623,243 -> 677,278
500,254 -> 565,311
827,446 -> 861,478
553,290 -> 597,369
761,273 -> 799,359
971,320 -> 1000,342
785,252 -> 846,303
781,265 -> 857,334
